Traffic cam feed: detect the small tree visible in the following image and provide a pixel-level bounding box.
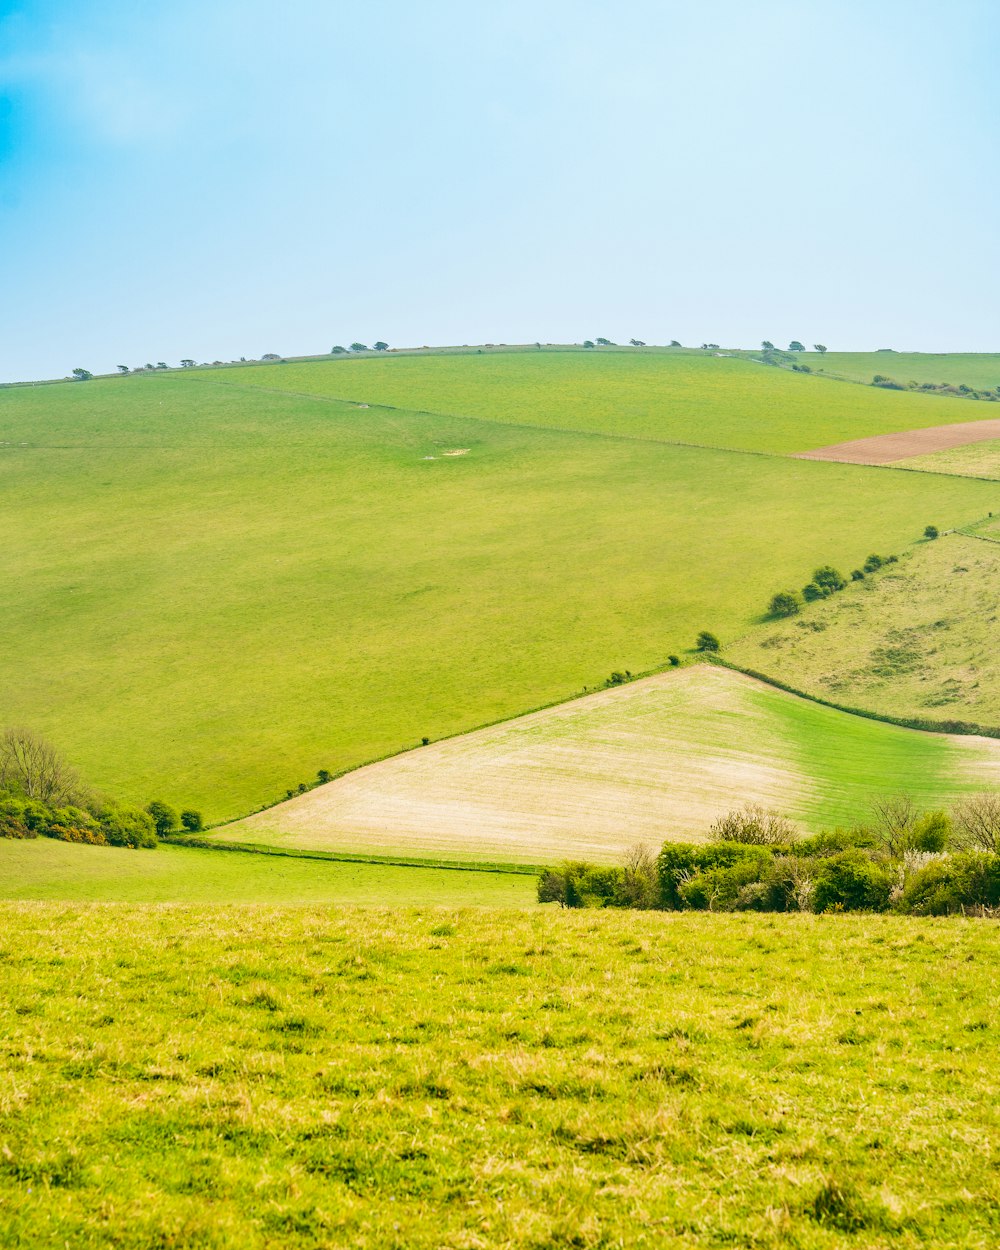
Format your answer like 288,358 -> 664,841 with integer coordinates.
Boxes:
330,345 -> 347,353
788,340 -> 805,352
953,791 -> 1000,853
116,364 -> 129,374
769,590 -> 802,617
156,362 -> 168,370
863,553 -> 884,572
696,630 -> 721,652
317,768 -> 332,784
761,340 -> 774,351
179,809 -> 203,832
812,565 -> 847,594
373,341 -> 389,351
180,359 -> 195,368
595,337 -> 614,346
924,524 -> 939,539
628,338 -> 646,347
349,342 -> 368,352
71,368 -> 93,381
0,727 -> 79,805
802,582 -> 824,602
582,340 -> 595,349
145,800 -> 178,836
669,340 -> 681,347
813,344 -> 827,353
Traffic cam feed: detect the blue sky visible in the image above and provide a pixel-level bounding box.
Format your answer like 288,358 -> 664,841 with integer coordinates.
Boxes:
1,0 -> 998,381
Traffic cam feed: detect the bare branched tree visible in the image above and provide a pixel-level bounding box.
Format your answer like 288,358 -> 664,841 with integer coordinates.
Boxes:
619,843 -> 659,908
709,803 -> 796,846
869,794 -> 918,857
952,792 -> 1000,853
0,726 -> 79,805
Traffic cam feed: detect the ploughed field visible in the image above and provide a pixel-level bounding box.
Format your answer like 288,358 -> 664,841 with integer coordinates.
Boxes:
2,349 -> 999,825
220,665 -> 1000,863
2,904 -> 999,1249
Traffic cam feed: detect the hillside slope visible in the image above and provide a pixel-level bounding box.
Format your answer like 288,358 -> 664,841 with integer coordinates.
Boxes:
218,666 -> 1000,862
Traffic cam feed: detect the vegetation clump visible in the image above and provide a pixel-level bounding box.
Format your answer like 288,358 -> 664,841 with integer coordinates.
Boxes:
539,792 -> 1000,915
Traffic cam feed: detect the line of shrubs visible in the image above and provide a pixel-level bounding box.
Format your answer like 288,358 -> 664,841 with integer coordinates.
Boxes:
0,791 -> 158,848
537,794 -> 1000,916
767,554 -> 899,619
872,375 -> 1000,402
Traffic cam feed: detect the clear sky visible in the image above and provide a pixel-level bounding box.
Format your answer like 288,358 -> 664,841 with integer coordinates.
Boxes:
1,0 -> 998,382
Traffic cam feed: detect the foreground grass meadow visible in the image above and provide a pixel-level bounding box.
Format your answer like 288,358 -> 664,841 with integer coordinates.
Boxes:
3,352 -> 999,822
2,905 -> 999,1249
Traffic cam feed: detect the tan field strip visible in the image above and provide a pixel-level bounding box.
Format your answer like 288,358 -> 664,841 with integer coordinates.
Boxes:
795,417 -> 1000,466
215,666 -> 1000,864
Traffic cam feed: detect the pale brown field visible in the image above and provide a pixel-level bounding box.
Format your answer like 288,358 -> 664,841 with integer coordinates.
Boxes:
214,666 -> 1000,864
795,416 -> 1000,465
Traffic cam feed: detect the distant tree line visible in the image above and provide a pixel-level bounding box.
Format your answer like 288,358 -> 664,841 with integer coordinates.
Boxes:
538,792 -> 1000,916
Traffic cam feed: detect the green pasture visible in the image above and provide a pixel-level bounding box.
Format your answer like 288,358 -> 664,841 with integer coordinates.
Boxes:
217,348 -> 987,453
3,904 -> 1000,1248
729,532 -> 1000,731
2,364 -> 999,822
0,840 -> 533,905
799,350 -> 1000,392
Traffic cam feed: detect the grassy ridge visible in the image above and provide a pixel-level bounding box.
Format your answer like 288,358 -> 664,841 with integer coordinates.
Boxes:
3,905 -> 1000,1248
800,350 -> 1000,392
216,349 -> 989,453
4,368 -> 997,820
729,533 -> 1000,731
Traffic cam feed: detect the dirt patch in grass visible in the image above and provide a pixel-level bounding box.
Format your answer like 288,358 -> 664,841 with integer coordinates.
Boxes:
795,417 -> 1000,465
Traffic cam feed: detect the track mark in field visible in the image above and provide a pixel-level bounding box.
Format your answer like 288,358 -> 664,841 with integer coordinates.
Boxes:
795,418 -> 1000,465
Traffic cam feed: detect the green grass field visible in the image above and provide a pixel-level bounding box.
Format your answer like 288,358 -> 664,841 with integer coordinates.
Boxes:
897,439 -> 1000,479
218,348 -> 990,453
3,904 -> 1000,1248
798,350 -> 1000,392
4,360 -> 998,823
220,665 -> 1000,862
729,532 -> 1000,730
0,839 -> 534,905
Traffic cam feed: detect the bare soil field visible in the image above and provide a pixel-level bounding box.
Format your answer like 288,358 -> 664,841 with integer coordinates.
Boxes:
215,666 -> 1000,863
795,416 -> 1000,465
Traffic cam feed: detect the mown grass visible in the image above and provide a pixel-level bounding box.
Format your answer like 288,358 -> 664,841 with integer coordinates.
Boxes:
729,532 -> 1000,731
3,368 -> 995,822
221,666 -> 1000,862
218,349 -> 989,453
898,438 -> 1000,480
0,840 -> 533,905
2,905 -> 1000,1248
800,350 -> 1000,392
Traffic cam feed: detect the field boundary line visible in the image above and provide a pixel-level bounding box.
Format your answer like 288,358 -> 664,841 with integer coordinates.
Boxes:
708,656 -> 1000,741
161,836 -> 538,875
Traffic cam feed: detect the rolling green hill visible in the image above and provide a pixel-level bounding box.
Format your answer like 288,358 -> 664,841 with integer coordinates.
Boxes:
2,350 -> 998,823
216,348 -> 992,453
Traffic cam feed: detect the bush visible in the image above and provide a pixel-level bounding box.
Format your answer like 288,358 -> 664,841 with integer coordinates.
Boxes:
667,655 -> 680,667
709,803 -> 796,846
924,525 -> 939,539
863,554 -> 884,572
900,852 -> 1000,915
695,630 -> 721,652
99,803 -> 158,848
812,851 -> 893,913
180,809 -> 203,832
768,590 -> 801,618
657,841 -> 772,910
145,800 -> 178,836
802,582 -> 824,602
851,569 -> 865,581
812,565 -> 847,594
